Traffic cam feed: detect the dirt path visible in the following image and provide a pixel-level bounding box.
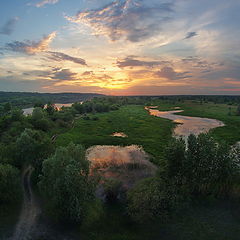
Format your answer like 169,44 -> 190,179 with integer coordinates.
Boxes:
11,166 -> 40,240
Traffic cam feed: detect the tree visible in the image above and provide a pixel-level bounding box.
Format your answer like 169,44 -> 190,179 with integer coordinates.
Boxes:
0,164 -> 21,204
32,107 -> 45,121
32,108 -> 51,131
39,143 -> 95,222
3,102 -> 11,113
16,128 -> 52,167
34,101 -> 45,109
164,138 -> 185,179
45,102 -> 56,115
164,133 -> 240,197
237,104 -> 240,116
127,177 -> 183,223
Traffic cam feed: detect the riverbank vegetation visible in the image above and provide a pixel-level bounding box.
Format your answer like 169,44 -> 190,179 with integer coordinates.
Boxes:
0,95 -> 240,239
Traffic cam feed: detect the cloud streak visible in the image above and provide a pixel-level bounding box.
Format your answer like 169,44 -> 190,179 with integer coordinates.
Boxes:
35,0 -> 59,8
46,51 -> 87,65
116,56 -> 169,68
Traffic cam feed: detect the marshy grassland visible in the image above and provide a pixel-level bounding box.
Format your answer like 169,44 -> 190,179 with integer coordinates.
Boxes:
56,105 -> 175,165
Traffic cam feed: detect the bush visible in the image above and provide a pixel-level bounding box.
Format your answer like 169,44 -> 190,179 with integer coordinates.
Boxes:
127,177 -> 184,223
0,164 -> 21,204
164,134 -> 240,197
39,143 -> 96,223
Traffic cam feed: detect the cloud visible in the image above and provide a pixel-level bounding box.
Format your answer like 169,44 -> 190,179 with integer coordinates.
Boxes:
116,56 -> 169,68
155,66 -> 192,80
46,51 -> 87,65
0,17 -> 19,35
82,71 -> 93,76
184,31 -> 198,39
50,68 -> 77,81
5,32 -> 56,54
66,0 -> 174,42
35,0 -> 59,8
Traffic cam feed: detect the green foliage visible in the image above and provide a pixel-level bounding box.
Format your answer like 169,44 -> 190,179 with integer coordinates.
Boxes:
127,177 -> 183,223
39,143 -> 95,222
16,128 -> 52,167
237,105 -> 240,116
165,134 -> 240,197
0,164 -> 21,204
45,102 -> 56,115
3,102 -> 11,113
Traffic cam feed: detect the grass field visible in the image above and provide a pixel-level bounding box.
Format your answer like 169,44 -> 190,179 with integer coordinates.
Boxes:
56,105 -> 175,164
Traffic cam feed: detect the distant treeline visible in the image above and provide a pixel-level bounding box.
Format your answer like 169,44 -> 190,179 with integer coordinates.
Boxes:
0,92 -> 105,108
122,95 -> 240,105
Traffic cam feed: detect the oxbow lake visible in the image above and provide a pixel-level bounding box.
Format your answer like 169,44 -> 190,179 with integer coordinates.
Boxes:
146,107 -> 225,140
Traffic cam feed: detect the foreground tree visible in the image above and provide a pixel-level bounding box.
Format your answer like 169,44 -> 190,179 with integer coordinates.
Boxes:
39,143 -> 96,222
127,177 -> 184,223
16,128 -> 52,167
165,134 -> 240,197
0,164 -> 21,204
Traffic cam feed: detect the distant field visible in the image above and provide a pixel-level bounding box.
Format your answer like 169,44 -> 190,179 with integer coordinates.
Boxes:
155,101 -> 240,144
56,105 -> 175,164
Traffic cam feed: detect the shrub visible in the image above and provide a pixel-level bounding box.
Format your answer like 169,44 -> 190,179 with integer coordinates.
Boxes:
127,177 -> 184,223
0,164 -> 21,204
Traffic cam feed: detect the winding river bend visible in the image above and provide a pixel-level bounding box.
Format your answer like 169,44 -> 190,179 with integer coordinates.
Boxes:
146,107 -> 225,140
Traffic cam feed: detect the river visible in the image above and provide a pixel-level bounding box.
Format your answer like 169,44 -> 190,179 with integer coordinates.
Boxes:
146,107 -> 225,140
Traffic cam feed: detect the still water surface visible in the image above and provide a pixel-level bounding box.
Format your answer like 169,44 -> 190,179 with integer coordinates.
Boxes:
147,107 -> 225,139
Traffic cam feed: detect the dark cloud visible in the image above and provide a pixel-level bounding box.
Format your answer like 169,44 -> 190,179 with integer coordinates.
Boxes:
0,17 -> 19,35
116,56 -> 169,68
184,31 -> 198,39
4,32 -> 56,54
155,66 -> 192,80
46,51 -> 87,65
51,68 -> 77,81
67,0 -> 174,42
181,56 -> 224,71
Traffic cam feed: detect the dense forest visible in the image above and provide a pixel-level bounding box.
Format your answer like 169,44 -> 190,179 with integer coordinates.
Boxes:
0,92 -> 104,108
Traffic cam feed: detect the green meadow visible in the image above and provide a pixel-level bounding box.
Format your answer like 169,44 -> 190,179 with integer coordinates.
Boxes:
56,105 -> 175,164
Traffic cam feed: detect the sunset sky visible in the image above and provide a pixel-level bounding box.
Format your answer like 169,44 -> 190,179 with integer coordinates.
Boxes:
0,0 -> 240,95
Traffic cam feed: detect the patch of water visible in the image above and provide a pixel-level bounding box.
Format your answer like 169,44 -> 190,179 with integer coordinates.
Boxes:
146,107 -> 224,140
111,132 -> 128,138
